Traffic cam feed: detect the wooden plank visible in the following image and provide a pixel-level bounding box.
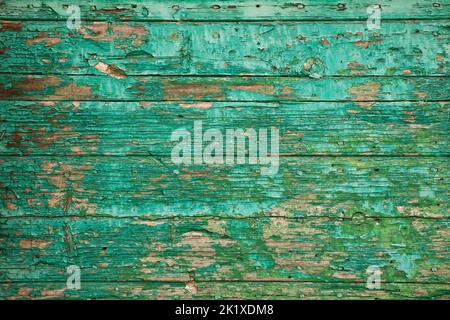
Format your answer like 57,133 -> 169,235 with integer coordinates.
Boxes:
6,281 -> 450,300
1,101 -> 447,157
1,20 -> 448,76
1,217 -> 448,284
1,281 -> 448,300
1,1 -> 448,22
0,157 -> 447,218
1,75 -> 449,101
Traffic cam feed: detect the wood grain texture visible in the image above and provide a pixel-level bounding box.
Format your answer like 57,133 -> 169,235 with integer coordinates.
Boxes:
1,281 -> 449,300
0,157 -> 447,218
1,101 -> 448,156
0,0 -> 449,300
1,0 -> 449,21
1,75 -> 449,101
0,20 -> 448,76
1,216 -> 449,284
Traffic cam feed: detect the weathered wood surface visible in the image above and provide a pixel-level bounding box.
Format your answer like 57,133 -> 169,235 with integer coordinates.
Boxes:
1,281 -> 449,300
1,216 -> 449,282
1,0 -> 449,21
1,75 -> 449,101
0,1 -> 449,300
1,101 -> 448,156
0,157 -> 447,218
1,20 -> 448,76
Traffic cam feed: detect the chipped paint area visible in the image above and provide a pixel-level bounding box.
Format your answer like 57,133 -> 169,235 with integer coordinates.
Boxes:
95,62 -> 126,79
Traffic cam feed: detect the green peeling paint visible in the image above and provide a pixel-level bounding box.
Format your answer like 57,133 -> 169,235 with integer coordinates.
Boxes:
0,0 -> 449,300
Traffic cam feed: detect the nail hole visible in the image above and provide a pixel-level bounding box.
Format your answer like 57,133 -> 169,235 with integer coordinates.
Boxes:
433,3 -> 440,7
212,4 -> 221,9
337,3 -> 346,10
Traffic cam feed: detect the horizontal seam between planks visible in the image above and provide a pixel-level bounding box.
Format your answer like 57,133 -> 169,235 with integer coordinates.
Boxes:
0,155 -> 448,158
1,100 -> 449,103
1,18 -> 450,23
2,99 -> 450,103
1,73 -> 450,78
0,280 -> 449,285
1,215 -> 449,220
